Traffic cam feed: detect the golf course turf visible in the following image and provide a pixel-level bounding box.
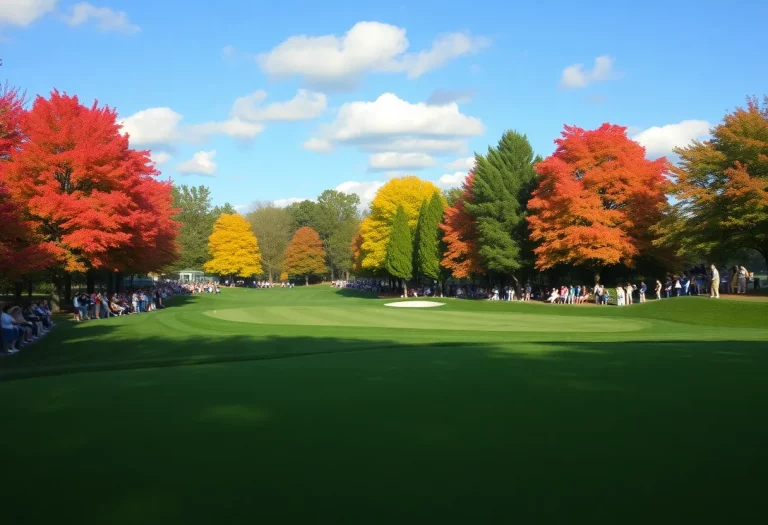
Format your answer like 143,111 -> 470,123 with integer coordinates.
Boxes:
2,286 -> 767,524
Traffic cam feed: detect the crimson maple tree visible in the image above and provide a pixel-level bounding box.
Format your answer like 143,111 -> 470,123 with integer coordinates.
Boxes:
1,90 -> 179,278
527,124 -> 667,283
0,84 -> 52,279
283,226 -> 327,285
440,171 -> 484,278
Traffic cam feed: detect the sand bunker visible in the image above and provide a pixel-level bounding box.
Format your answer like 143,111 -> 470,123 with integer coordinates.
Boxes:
384,301 -> 445,308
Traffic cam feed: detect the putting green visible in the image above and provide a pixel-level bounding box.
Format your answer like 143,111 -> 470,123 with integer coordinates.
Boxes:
204,305 -> 651,332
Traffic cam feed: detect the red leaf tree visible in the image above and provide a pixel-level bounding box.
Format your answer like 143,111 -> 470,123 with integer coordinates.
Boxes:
0,84 -> 52,282
527,124 -> 667,283
1,90 -> 179,296
283,226 -> 327,285
440,171 -> 483,278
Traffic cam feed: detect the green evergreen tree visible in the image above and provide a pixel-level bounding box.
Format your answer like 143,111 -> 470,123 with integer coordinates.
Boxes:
385,205 -> 413,292
415,192 -> 446,281
465,130 -> 540,280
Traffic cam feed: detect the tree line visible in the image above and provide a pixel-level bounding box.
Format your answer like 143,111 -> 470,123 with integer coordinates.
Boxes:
2,82 -> 765,304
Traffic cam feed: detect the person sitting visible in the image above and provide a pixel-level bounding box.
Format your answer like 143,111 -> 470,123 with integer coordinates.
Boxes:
1,303 -> 24,354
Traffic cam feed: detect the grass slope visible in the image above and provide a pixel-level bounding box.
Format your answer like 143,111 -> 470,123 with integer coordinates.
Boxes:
1,286 -> 767,524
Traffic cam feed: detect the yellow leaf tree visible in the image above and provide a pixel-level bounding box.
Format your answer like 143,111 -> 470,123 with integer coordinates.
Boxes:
204,213 -> 263,278
358,176 -> 442,272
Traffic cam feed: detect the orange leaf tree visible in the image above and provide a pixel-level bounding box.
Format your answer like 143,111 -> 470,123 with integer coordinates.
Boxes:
1,91 -> 179,287
656,96 -> 768,265
440,171 -> 483,278
283,226 -> 327,285
527,123 -> 667,283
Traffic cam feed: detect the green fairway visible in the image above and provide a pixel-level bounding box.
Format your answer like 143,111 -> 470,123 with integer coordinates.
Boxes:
2,287 -> 768,524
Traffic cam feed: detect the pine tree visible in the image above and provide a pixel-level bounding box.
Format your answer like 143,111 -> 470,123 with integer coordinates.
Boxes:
385,205 -> 413,294
465,131 -> 539,281
415,192 -> 446,282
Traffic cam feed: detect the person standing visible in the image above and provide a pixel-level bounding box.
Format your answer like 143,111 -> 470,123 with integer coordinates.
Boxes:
655,280 -> 662,300
737,266 -> 749,294
639,282 -> 647,303
710,265 -> 720,298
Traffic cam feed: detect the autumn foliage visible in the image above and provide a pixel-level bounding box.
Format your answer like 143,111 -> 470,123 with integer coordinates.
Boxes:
283,226 -> 327,283
527,124 -> 667,279
357,176 -> 440,272
204,213 -> 262,277
0,90 -> 180,276
657,96 -> 768,264
440,172 -> 483,278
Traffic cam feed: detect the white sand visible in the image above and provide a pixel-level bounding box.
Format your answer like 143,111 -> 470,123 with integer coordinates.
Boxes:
384,300 -> 445,308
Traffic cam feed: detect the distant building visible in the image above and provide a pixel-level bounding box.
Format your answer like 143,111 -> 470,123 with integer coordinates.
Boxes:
178,270 -> 206,283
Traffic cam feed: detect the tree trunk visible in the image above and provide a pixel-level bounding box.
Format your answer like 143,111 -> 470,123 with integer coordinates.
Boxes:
13,280 -> 23,303
130,274 -> 135,290
51,274 -> 64,312
304,275 -> 309,286
593,269 -> 601,286
64,273 -> 72,304
27,278 -> 33,299
86,269 -> 96,294
116,272 -> 124,292
107,272 -> 115,295
402,278 -> 408,297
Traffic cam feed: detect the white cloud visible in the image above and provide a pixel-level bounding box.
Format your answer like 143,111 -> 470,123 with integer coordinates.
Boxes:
232,89 -> 326,121
368,152 -> 436,171
304,93 -> 482,160
303,138 -> 334,153
444,156 -> 476,171
388,32 -> 490,79
437,172 -> 467,189
150,151 -> 172,166
632,120 -> 711,158
335,180 -> 385,208
0,0 -> 56,26
273,197 -> 312,207
233,204 -> 250,213
119,108 -> 263,146
64,2 -> 139,34
176,150 -> 217,176
560,55 -> 615,89
222,45 -> 237,58
257,21 -> 488,87
120,108 -> 183,145
321,93 -> 484,142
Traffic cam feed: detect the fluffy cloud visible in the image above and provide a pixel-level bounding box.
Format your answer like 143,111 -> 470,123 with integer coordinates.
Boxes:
119,108 -> 263,146
120,108 -> 183,145
335,180 -> 385,208
444,156 -> 476,171
427,88 -> 476,106
632,120 -> 711,157
437,172 -> 467,188
150,151 -> 172,166
320,93 -> 484,142
176,150 -> 217,176
257,21 -> 488,87
560,55 -> 615,89
368,152 -> 436,171
232,89 -> 326,121
64,2 -> 140,34
0,0 -> 56,26
305,93 -> 483,161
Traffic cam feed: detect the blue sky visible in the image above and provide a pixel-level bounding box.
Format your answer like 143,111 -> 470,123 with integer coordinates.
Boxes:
2,0 -> 767,210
